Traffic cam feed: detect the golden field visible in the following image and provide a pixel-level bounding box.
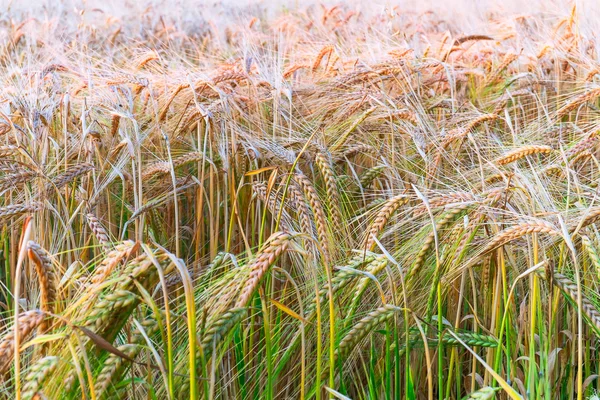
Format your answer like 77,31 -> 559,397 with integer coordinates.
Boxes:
0,1 -> 600,399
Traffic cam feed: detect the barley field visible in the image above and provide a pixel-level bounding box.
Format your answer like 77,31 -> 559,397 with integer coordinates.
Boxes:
2,0 -> 600,399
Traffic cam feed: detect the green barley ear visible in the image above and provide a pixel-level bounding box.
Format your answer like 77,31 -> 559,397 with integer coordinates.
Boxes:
305,253 -> 377,317
347,255 -> 389,320
439,331 -> 498,348
201,307 -> 246,360
582,235 -> 600,279
83,290 -> 138,332
94,344 -> 139,398
94,318 -> 160,398
551,272 -> 600,334
359,165 -> 385,188
390,329 -> 498,352
337,304 -> 401,359
22,356 -> 59,400
463,386 -> 501,399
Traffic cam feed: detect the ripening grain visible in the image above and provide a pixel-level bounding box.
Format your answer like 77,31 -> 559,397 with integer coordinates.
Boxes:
1,1 -> 600,399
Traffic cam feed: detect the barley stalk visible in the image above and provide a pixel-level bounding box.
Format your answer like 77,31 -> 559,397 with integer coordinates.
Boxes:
565,134 -> 598,159
286,182 -> 314,236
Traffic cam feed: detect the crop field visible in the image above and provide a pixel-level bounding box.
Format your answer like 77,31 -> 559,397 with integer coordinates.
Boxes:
1,0 -> 600,399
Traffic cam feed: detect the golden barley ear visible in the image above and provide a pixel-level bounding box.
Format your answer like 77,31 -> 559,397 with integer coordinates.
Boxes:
85,213 -> 111,250
235,231 -> 294,308
314,150 -> 344,235
496,145 -> 553,165
363,194 -> 409,251
0,310 -> 45,374
27,242 -> 58,332
479,220 -> 561,256
294,173 -> 333,264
